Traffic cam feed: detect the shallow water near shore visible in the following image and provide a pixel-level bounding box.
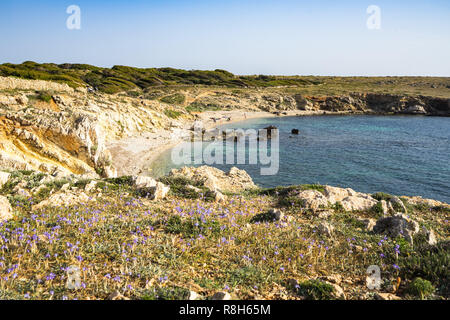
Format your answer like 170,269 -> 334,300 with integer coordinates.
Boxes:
149,115 -> 450,203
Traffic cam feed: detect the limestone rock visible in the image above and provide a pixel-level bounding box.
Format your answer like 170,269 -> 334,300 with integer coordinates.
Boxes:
340,195 -> 378,212
327,282 -> 346,299
296,189 -> 328,210
84,180 -> 97,192
401,196 -> 450,209
134,176 -> 157,189
420,227 -> 437,245
357,218 -> 377,232
373,213 -> 420,243
375,292 -> 401,300
0,171 -> 11,188
188,291 -> 199,300
320,185 -> 377,211
0,195 -> 13,222
152,182 -> 170,201
268,208 -> 284,221
108,291 -> 130,300
33,191 -> 91,210
389,196 -> 407,213
169,166 -> 256,193
186,185 -> 201,192
213,190 -> 226,203
212,292 -> 231,300
380,200 -> 389,216
323,185 -> 352,203
403,105 -> 427,114
317,222 -> 334,237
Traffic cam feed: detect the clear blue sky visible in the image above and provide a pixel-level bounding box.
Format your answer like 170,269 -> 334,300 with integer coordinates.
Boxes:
1,0 -> 449,76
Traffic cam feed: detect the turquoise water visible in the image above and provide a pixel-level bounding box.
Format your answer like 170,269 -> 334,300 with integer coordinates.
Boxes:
149,115 -> 450,203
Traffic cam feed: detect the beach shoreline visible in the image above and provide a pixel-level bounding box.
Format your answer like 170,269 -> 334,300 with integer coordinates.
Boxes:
106,109 -> 361,177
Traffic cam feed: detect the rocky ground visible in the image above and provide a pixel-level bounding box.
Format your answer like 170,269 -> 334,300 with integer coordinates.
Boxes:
0,166 -> 448,300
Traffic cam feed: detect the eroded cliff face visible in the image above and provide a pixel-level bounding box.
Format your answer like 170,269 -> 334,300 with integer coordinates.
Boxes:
0,76 -> 449,178
0,78 -> 187,177
181,89 -> 450,116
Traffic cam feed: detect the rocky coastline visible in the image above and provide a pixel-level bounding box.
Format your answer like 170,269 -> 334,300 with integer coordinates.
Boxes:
1,76 -> 449,179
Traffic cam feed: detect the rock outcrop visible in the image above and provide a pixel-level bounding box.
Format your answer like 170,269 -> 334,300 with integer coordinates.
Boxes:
0,171 -> 10,188
32,191 -> 91,210
373,213 -> 420,243
292,185 -> 378,212
0,195 -> 13,222
169,166 -> 256,193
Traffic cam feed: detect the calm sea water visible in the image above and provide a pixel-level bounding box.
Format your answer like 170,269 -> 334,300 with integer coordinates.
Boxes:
149,115 -> 450,203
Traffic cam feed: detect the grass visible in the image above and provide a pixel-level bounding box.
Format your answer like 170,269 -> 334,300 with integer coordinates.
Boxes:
0,170 -> 448,300
292,279 -> 336,300
163,109 -> 183,119
160,93 -> 185,105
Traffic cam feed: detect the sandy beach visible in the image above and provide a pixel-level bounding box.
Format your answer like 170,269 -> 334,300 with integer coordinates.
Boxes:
106,109 -> 357,176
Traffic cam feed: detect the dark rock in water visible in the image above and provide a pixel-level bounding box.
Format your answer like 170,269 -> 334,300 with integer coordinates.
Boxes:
291,128 -> 299,134
262,126 -> 278,139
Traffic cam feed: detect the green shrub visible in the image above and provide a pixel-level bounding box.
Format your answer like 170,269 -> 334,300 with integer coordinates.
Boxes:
407,277 -> 435,299
141,285 -> 190,300
165,216 -> 221,239
158,176 -> 214,201
396,241 -> 449,297
164,109 -> 182,119
295,280 -> 335,300
36,91 -> 52,102
160,93 -> 185,105
372,192 -> 393,201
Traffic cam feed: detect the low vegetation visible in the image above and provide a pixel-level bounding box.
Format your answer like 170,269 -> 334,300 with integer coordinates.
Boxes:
2,61 -> 449,98
0,171 -> 448,300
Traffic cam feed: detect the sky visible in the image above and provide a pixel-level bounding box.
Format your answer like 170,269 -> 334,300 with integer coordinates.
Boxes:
0,0 -> 449,76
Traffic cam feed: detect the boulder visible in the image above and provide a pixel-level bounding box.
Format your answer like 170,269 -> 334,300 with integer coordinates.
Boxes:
108,291 -> 130,300
380,200 -> 389,216
296,189 -> 328,210
134,176 -> 157,189
152,182 -> 170,201
375,292 -> 401,300
323,185 -> 378,211
84,180 -> 97,192
186,185 -> 201,193
268,208 -> 284,221
33,191 -> 91,210
373,213 -> 420,244
317,222 -> 334,237
0,195 -> 13,222
0,171 -> 11,188
403,105 -> 427,114
323,185 -> 352,203
327,282 -> 346,299
211,292 -> 231,300
420,227 -> 437,245
213,190 -> 226,203
188,291 -> 199,300
340,195 -> 378,212
401,196 -> 450,209
357,218 -> 377,232
389,196 -> 407,213
169,166 -> 256,193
